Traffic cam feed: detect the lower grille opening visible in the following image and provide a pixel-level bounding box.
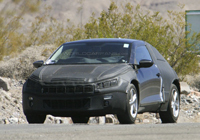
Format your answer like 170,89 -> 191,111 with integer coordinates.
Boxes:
43,98 -> 90,109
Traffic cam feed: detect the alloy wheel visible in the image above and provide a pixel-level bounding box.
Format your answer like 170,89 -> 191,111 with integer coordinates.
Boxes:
171,89 -> 179,118
129,88 -> 138,118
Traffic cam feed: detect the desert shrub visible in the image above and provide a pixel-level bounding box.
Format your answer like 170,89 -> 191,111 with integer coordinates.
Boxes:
0,0 -> 40,60
0,45 -> 55,79
0,1 -> 200,79
83,2 -> 200,77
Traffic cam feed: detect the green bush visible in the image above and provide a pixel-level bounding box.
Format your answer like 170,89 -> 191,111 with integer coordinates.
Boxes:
0,1 -> 200,79
83,2 -> 200,77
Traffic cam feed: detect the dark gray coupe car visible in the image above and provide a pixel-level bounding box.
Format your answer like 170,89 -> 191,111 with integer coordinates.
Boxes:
22,38 -> 180,124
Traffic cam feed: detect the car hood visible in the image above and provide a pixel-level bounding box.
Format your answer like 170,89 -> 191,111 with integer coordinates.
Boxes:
30,64 -> 132,83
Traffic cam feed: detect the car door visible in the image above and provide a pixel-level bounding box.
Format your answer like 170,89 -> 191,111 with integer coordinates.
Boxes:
135,45 -> 163,107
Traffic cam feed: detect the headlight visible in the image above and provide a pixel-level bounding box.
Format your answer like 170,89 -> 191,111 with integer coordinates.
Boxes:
96,79 -> 118,89
110,79 -> 118,86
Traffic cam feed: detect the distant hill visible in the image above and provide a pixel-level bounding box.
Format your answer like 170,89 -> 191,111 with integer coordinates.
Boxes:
40,0 -> 200,24
0,0 -> 199,26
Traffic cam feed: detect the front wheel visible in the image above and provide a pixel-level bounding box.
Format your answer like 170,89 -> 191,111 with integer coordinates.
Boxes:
117,84 -> 138,124
159,84 -> 180,123
26,114 -> 46,124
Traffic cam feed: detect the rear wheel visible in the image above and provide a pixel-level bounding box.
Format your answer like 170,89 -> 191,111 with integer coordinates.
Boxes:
117,84 -> 138,124
71,117 -> 89,124
159,84 -> 180,123
26,114 -> 46,124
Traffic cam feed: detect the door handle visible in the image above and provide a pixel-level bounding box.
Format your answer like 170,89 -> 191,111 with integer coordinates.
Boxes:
156,73 -> 161,77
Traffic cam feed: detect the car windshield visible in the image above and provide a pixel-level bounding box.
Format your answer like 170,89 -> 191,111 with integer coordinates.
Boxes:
46,42 -> 131,64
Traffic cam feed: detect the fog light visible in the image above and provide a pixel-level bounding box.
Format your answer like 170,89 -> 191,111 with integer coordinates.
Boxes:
104,95 -> 112,100
29,97 -> 33,107
29,97 -> 33,100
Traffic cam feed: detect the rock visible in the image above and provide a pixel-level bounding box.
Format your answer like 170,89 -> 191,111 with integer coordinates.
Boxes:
99,116 -> 105,124
105,115 -> 118,124
181,98 -> 190,105
143,119 -> 150,123
54,117 -> 63,124
105,117 -> 113,123
44,115 -> 54,124
193,110 -> 199,114
185,110 -> 193,116
186,98 -> 193,103
0,119 -> 4,124
18,118 -> 26,124
135,118 -> 142,123
3,119 -> 10,124
0,77 -> 11,91
44,115 -> 72,124
189,91 -> 200,96
0,89 -> 11,101
1,106 -> 6,110
152,118 -> 161,124
89,117 -> 99,124
194,107 -> 200,111
155,113 -> 160,119
180,82 -> 191,95
89,117 -> 106,124
62,118 -> 72,124
192,97 -> 199,103
8,118 -> 19,124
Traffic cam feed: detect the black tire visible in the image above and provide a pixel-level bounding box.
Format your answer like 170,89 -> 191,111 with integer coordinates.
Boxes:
71,117 -> 89,124
26,114 -> 46,124
117,84 -> 138,124
159,84 -> 180,123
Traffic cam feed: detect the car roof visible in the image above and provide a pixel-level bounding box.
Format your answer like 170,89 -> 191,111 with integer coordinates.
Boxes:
63,38 -> 144,44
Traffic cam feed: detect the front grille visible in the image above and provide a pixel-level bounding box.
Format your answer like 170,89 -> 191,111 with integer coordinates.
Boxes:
43,98 -> 90,109
41,85 -> 94,94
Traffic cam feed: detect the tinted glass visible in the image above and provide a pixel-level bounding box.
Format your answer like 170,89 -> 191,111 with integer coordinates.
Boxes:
135,46 -> 152,63
46,42 -> 131,64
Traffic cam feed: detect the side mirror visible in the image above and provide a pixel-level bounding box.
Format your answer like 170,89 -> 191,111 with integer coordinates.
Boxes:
138,59 -> 153,68
33,60 -> 44,68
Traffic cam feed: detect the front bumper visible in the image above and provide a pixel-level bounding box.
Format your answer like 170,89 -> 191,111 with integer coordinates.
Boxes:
23,92 -> 127,117
22,80 -> 129,117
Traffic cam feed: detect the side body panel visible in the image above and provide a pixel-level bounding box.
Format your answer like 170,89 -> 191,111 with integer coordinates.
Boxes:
146,43 -> 179,111
137,65 -> 161,106
131,42 -> 163,112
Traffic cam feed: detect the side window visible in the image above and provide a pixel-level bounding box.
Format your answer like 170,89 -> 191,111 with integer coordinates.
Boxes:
135,46 -> 152,63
